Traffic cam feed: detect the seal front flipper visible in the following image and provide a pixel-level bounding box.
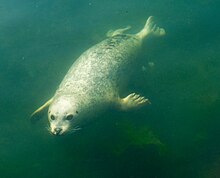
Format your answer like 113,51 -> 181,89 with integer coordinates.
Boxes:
30,98 -> 53,123
117,93 -> 151,111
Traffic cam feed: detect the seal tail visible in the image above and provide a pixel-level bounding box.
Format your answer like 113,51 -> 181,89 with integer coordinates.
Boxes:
136,16 -> 165,39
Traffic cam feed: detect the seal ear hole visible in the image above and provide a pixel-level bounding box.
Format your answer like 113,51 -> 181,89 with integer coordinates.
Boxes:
66,114 -> 74,121
51,115 -> 55,120
76,111 -> 79,114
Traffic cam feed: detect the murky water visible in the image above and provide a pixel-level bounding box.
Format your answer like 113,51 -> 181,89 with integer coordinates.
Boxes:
0,0 -> 219,177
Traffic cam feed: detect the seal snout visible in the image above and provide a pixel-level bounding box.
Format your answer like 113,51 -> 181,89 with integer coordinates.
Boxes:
53,127 -> 63,136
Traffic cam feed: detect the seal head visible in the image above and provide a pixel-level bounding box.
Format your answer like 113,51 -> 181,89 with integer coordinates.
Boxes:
48,96 -> 79,135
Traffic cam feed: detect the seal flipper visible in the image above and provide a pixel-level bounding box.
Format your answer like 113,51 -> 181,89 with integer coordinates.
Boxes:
106,26 -> 131,37
117,93 -> 151,111
136,16 -> 165,39
30,98 -> 53,123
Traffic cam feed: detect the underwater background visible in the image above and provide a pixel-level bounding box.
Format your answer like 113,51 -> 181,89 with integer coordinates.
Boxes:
0,0 -> 220,177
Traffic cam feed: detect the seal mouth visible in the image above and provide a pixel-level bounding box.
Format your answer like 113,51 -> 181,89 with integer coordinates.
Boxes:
47,125 -> 81,136
52,132 -> 63,136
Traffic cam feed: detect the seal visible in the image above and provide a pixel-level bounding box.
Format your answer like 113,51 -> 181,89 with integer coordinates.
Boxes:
31,16 -> 165,136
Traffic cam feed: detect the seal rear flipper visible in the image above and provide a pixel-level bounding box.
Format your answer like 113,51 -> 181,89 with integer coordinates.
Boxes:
106,26 -> 131,37
30,98 -> 53,123
117,93 -> 151,111
136,16 -> 166,39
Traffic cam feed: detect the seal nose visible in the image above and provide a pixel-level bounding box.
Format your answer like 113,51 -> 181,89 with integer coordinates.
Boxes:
54,128 -> 62,135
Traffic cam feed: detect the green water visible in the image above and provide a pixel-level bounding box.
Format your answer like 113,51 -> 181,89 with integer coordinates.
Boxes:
0,0 -> 220,177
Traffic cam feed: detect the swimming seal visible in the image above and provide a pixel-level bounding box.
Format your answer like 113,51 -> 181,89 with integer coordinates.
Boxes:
31,16 -> 165,136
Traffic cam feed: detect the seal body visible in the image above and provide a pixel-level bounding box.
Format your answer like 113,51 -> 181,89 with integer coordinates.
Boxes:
31,16 -> 165,135
49,34 -> 141,133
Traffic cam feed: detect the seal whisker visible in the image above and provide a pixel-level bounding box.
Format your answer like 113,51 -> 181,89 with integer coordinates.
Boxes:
68,127 -> 82,135
73,126 -> 82,131
45,125 -> 51,134
67,130 -> 75,135
48,131 -> 53,136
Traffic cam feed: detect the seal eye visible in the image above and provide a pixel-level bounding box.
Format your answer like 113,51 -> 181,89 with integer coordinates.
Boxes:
66,114 -> 73,121
51,115 -> 55,120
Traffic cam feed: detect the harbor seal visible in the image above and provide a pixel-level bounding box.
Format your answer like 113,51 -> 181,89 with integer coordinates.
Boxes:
31,16 -> 165,136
